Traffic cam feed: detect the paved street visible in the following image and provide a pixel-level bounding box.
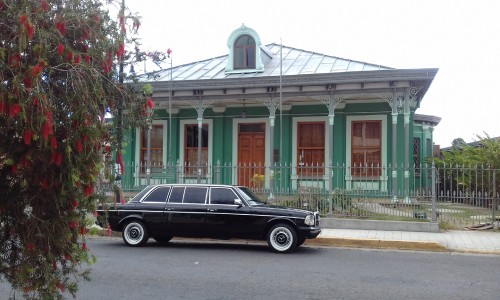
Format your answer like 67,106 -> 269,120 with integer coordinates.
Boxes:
1,237 -> 499,300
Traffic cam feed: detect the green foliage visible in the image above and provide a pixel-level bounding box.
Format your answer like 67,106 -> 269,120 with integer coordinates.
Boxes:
0,0 -> 155,298
436,133 -> 500,169
434,133 -> 500,205
332,189 -> 353,211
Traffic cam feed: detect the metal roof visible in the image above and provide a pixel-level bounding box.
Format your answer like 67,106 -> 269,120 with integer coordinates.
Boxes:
140,43 -> 393,82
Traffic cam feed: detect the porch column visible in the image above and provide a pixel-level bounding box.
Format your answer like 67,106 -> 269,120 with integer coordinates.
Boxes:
269,98 -> 275,201
403,88 -> 411,203
391,89 -> 398,203
327,93 -> 334,216
196,95 -> 204,184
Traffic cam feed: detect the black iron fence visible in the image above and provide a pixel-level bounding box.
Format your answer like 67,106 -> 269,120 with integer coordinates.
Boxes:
100,161 -> 499,228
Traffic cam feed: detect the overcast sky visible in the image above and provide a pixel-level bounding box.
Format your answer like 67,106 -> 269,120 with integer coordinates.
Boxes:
125,0 -> 500,147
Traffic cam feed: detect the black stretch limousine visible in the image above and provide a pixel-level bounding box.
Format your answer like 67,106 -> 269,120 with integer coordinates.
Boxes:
97,184 -> 321,253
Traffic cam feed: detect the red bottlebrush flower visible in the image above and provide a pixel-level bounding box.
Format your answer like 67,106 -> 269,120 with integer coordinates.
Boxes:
9,103 -> 21,118
104,145 -> 111,153
116,43 -> 125,60
41,0 -> 49,12
57,43 -> 64,55
55,20 -> 66,35
56,282 -> 65,292
33,96 -> 39,106
23,129 -> 34,144
0,100 -> 4,113
71,199 -> 78,208
74,55 -> 81,64
83,184 -> 94,196
68,221 -> 79,230
84,54 -> 91,63
26,242 -> 34,251
42,121 -> 52,140
147,97 -> 154,109
9,53 -> 21,67
106,224 -> 111,237
31,64 -> 43,77
20,14 -> 27,25
117,153 -> 125,175
167,48 -> 172,57
82,242 -> 88,251
50,136 -> 58,149
52,260 -> 57,270
66,51 -> 73,62
11,164 -> 18,174
25,23 -> 35,40
93,14 -> 100,23
56,152 -> 63,166
23,76 -> 32,89
80,226 -> 88,235
75,139 -> 83,152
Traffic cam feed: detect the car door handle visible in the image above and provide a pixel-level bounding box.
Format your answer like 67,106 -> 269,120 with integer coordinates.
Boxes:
166,208 -> 174,211
207,209 -> 217,212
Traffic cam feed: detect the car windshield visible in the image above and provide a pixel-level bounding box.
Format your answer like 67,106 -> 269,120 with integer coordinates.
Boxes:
130,186 -> 155,202
236,187 -> 266,206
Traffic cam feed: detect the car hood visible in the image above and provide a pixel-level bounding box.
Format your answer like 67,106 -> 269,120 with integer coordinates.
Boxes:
251,204 -> 314,217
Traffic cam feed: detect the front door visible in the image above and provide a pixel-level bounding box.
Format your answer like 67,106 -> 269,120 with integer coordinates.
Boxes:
238,123 -> 265,187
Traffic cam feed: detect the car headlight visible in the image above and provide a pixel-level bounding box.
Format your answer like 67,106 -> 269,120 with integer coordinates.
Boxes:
304,214 -> 315,226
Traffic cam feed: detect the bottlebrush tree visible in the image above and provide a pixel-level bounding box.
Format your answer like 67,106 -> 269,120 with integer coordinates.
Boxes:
0,0 -> 160,298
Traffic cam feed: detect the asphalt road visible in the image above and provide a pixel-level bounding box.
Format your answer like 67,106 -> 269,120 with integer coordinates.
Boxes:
1,237 -> 499,300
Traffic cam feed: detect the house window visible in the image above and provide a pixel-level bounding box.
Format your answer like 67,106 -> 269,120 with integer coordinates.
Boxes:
184,124 -> 208,175
297,122 -> 325,176
140,125 -> 163,172
351,121 -> 381,177
234,35 -> 256,69
413,137 -> 421,176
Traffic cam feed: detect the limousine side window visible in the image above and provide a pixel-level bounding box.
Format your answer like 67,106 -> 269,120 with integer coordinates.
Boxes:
183,187 -> 208,204
169,186 -> 185,203
143,186 -> 171,202
210,188 -> 239,205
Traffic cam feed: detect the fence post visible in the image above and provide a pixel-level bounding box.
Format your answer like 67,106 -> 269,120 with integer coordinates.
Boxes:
493,171 -> 498,230
215,160 -> 221,184
431,160 -> 437,223
176,160 -> 181,184
328,160 -> 333,216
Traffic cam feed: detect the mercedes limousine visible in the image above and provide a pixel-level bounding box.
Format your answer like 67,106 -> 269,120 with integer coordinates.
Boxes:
97,184 -> 321,253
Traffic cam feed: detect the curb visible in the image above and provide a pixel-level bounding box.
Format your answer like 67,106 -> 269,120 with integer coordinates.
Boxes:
305,237 -> 449,252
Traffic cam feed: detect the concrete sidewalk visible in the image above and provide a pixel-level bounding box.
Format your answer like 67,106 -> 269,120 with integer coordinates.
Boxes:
305,228 -> 500,255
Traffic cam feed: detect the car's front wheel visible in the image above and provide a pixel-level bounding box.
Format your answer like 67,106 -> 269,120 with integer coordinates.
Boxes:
267,223 -> 297,253
122,220 -> 149,247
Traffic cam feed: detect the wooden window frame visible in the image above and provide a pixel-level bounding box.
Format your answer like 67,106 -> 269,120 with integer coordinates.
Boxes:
139,124 -> 163,173
234,34 -> 256,69
297,121 -> 325,176
184,124 -> 208,176
351,120 -> 381,177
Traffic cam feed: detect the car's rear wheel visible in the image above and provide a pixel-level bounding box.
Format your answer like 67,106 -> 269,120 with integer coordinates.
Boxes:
122,220 -> 149,247
153,234 -> 173,244
267,223 -> 297,253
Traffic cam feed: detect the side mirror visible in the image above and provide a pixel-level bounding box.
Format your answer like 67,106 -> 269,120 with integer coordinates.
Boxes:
234,199 -> 243,207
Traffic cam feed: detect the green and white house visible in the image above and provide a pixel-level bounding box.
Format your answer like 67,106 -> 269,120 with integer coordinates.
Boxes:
120,25 -> 440,201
